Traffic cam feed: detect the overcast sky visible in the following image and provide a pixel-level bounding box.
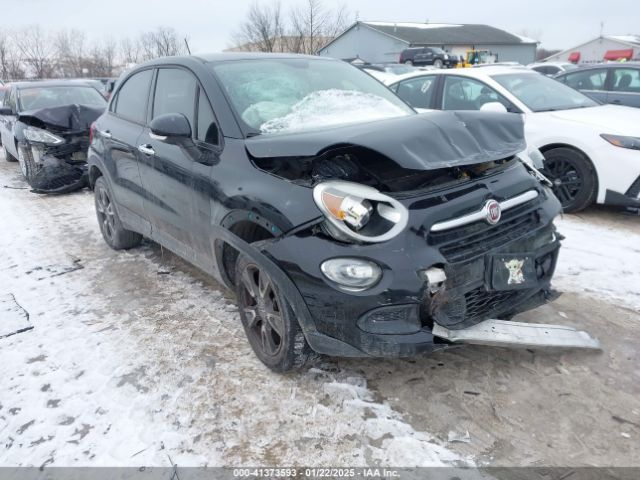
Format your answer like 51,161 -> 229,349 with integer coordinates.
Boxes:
4,0 -> 638,52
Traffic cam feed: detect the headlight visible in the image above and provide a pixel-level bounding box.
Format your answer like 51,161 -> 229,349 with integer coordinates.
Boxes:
444,54 -> 449,60
600,134 -> 640,150
320,258 -> 382,290
313,181 -> 409,243
23,127 -> 64,145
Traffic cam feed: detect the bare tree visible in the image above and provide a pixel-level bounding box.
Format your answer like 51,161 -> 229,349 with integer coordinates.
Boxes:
231,1 -> 285,52
230,0 -> 348,54
54,28 -> 86,77
14,25 -> 55,78
0,29 -> 10,79
289,0 -> 348,54
120,36 -> 141,65
139,26 -> 189,61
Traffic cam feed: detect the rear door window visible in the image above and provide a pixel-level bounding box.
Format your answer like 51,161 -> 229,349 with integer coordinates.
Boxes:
611,68 -> 640,93
152,68 -> 197,130
113,69 -> 153,123
394,76 -> 437,109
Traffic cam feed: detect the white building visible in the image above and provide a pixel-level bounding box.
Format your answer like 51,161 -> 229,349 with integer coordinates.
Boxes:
317,21 -> 538,65
543,35 -> 640,64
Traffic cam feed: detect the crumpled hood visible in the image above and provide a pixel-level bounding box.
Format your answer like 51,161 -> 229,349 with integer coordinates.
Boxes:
18,104 -> 105,132
539,104 -> 640,135
245,110 -> 526,170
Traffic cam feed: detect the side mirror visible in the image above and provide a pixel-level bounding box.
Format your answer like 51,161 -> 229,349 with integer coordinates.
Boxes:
0,106 -> 13,116
149,113 -> 192,143
480,102 -> 508,113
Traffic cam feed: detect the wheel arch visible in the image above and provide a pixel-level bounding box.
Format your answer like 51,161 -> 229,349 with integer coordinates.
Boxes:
88,165 -> 103,189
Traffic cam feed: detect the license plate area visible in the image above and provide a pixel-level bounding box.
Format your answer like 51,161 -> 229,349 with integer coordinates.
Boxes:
490,253 -> 538,290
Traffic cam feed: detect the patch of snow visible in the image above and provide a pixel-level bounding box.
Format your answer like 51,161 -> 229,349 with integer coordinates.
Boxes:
0,158 -> 464,467
365,21 -> 462,30
608,35 -> 640,45
554,215 -> 640,312
259,89 -> 408,134
512,33 -> 538,44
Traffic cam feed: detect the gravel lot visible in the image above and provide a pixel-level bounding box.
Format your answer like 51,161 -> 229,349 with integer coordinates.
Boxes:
1,152 -> 638,468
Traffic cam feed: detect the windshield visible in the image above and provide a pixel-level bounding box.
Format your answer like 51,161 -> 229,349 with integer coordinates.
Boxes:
492,72 -> 598,112
18,86 -> 107,111
210,58 -> 414,135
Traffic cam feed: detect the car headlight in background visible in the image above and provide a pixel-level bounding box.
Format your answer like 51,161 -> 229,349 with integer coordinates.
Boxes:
320,258 -> 382,291
23,127 -> 64,145
313,181 -> 409,243
600,134 -> 640,150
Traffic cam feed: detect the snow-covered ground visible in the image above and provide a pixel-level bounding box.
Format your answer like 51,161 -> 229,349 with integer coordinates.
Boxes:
1,155 -> 638,468
0,160 -> 464,467
555,214 -> 640,312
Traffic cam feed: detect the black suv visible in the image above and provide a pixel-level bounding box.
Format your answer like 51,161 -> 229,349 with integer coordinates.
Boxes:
88,53 -> 562,371
399,47 -> 454,68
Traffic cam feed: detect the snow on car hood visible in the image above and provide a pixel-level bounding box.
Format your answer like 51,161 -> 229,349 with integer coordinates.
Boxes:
247,89 -> 408,134
538,104 -> 640,135
246,110 -> 526,170
18,104 -> 105,132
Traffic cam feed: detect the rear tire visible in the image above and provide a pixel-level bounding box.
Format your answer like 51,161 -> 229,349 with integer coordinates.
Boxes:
235,253 -> 316,372
542,147 -> 597,213
94,176 -> 142,250
3,143 -> 17,162
404,60 -> 413,65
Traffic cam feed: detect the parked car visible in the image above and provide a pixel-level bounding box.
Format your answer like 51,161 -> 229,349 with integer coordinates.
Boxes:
386,67 -> 640,212
554,63 -> 640,108
528,62 -> 579,76
399,47 -> 454,68
85,53 -> 587,372
0,80 -> 107,193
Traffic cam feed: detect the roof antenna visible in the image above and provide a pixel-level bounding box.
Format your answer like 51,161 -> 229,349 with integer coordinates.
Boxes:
599,21 -> 604,38
184,37 -> 192,55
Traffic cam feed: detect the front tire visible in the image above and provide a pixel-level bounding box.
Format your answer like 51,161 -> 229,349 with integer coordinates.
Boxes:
404,60 -> 413,65
94,176 -> 142,250
17,143 -> 37,180
542,147 -> 597,213
433,58 -> 444,69
235,254 -> 315,372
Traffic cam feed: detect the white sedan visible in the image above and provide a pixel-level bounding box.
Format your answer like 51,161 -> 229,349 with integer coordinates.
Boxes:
385,67 -> 640,212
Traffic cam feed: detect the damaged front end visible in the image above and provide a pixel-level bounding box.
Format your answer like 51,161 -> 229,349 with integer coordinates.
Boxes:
16,104 -> 103,194
242,111 -> 599,356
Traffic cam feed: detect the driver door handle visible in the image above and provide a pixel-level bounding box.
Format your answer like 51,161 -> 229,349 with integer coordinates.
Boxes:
138,144 -> 155,156
98,129 -> 112,139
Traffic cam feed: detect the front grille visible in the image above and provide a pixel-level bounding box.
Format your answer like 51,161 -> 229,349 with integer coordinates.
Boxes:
429,202 -> 540,263
433,286 -> 527,329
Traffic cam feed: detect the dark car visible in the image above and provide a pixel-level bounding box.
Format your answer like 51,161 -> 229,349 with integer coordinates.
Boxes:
0,81 -> 107,193
555,63 -> 640,108
88,53 -> 565,372
399,47 -> 454,68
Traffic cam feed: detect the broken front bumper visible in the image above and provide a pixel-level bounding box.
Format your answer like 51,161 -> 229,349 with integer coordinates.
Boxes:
433,319 -> 600,349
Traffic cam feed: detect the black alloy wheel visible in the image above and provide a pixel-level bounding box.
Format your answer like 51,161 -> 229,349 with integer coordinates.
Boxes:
542,147 -> 597,213
235,254 -> 316,372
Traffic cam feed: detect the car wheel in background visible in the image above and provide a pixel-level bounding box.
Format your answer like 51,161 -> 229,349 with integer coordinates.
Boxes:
542,147 -> 597,213
433,59 -> 444,69
235,253 -> 316,372
17,143 -> 36,179
94,176 -> 142,250
3,143 -> 17,162
404,60 -> 413,65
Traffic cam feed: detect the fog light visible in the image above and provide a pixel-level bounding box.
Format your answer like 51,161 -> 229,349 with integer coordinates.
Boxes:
320,258 -> 382,290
